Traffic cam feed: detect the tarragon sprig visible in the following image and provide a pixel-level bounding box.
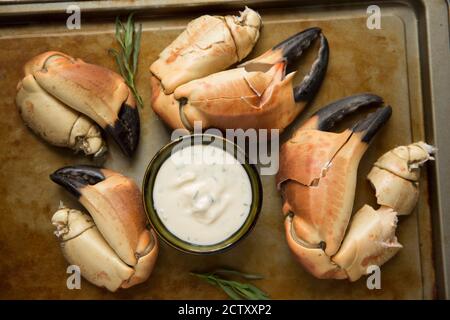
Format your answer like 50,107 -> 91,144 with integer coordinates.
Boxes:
191,268 -> 270,300
109,13 -> 144,108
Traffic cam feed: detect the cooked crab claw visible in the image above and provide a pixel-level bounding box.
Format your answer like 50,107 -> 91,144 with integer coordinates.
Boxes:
50,165 -> 158,291
23,51 -> 139,157
276,93 -> 391,279
173,27 -> 329,132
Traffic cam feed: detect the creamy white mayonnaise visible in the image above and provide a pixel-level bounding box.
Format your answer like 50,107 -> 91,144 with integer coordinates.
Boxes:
153,144 -> 252,246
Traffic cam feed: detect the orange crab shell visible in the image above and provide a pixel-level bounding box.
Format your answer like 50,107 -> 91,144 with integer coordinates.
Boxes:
277,128 -> 370,258
173,63 -> 304,131
29,51 -> 134,129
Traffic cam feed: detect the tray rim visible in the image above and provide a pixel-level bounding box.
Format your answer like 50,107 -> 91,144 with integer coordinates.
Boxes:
0,0 -> 448,299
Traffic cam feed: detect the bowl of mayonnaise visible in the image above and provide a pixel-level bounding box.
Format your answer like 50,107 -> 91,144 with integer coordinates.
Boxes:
142,134 -> 263,254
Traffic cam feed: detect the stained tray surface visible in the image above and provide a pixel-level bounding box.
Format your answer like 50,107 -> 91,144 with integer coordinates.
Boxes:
0,2 -> 436,299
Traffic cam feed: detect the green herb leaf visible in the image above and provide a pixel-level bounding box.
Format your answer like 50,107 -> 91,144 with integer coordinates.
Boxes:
114,17 -> 125,50
109,13 -> 144,109
217,282 -> 243,300
191,269 -> 270,300
232,284 -> 259,300
133,23 -> 142,74
108,49 -> 126,80
241,283 -> 270,300
212,268 -> 264,280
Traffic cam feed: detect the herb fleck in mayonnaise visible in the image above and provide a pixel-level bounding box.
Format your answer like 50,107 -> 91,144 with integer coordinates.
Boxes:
153,144 -> 252,245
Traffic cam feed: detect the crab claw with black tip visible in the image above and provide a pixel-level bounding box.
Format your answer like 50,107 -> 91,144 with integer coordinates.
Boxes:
174,27 -> 329,131
50,165 -> 158,291
276,93 -> 392,279
153,27 -> 329,132
22,51 -> 140,157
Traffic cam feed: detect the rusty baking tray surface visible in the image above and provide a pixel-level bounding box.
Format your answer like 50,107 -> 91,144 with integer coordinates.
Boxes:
0,0 -> 448,299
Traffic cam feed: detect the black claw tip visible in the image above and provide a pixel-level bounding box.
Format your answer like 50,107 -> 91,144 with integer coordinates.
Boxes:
314,93 -> 384,131
50,165 -> 105,198
106,103 -> 140,157
274,27 -> 322,64
352,106 -> 392,143
294,33 -> 329,102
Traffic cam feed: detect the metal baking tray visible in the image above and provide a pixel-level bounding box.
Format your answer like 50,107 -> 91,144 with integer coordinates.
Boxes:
0,0 -> 448,299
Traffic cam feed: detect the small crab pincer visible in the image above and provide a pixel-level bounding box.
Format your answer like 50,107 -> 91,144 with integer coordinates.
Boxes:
50,165 -> 158,291
332,141 -> 435,281
276,94 -> 392,279
174,27 -> 329,131
17,51 -> 140,157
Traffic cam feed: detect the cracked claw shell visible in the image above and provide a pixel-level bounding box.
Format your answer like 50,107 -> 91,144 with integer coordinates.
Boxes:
50,166 -> 159,292
153,27 -> 328,132
333,142 -> 435,281
277,94 -> 392,280
278,94 -> 435,281
367,142 -> 436,215
150,7 -> 262,95
332,205 -> 402,281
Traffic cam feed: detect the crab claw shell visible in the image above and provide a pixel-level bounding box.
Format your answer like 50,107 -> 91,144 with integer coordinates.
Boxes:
278,94 -> 388,189
279,133 -> 369,257
367,142 -> 436,215
372,142 -> 435,180
26,51 -> 139,157
175,63 -> 296,130
173,28 -> 328,132
52,207 -> 135,292
16,74 -> 106,156
49,166 -> 158,271
225,7 -> 262,60
332,205 -> 402,281
277,95 -> 391,258
150,7 -> 261,94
